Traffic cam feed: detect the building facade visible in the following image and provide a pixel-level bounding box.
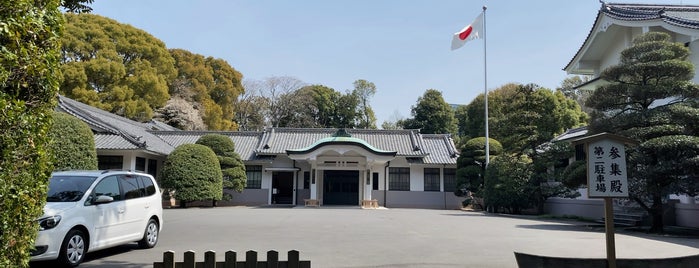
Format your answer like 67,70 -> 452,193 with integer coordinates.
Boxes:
57,95 -> 466,209
565,2 -> 699,91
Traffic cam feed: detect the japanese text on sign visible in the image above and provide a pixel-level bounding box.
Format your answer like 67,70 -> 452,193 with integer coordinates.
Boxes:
588,139 -> 629,198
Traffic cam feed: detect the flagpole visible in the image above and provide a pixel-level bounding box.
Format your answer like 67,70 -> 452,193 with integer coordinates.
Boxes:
483,5 -> 489,167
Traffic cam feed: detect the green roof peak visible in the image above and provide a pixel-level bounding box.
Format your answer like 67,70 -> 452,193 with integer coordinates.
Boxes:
333,128 -> 352,138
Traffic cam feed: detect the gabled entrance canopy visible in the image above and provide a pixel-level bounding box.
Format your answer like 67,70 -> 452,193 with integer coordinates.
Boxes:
286,129 -> 397,164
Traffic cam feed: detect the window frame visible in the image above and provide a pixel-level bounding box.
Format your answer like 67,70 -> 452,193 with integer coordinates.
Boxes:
443,168 -> 456,192
245,165 -> 262,189
389,167 -> 410,191
423,168 -> 441,192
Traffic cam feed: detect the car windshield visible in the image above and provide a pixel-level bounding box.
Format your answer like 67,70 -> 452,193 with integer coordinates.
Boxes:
47,175 -> 97,202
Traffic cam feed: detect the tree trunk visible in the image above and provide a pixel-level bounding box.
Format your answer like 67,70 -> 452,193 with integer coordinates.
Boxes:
648,193 -> 664,233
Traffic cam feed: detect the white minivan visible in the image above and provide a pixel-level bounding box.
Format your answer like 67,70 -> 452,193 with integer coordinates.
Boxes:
31,170 -> 163,267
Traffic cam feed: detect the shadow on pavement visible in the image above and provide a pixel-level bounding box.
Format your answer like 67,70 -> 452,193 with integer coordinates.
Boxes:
30,244 -> 149,268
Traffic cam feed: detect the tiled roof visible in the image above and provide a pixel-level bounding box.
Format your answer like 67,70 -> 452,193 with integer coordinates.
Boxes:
564,2 -> 699,71
420,134 -> 459,164
154,131 -> 263,161
257,128 -> 429,157
552,126 -> 589,142
57,95 -> 176,155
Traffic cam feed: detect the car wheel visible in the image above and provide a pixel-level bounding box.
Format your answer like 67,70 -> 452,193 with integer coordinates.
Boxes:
138,219 -> 159,249
58,229 -> 87,267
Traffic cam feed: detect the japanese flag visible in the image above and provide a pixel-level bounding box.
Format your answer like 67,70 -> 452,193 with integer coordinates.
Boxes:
451,13 -> 483,50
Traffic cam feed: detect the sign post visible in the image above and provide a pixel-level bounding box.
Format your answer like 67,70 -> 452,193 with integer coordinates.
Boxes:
573,133 -> 637,268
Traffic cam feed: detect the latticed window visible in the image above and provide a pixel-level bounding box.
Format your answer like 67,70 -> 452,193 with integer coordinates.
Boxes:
245,165 -> 262,189
443,168 -> 456,192
424,168 -> 440,191
389,167 -> 410,191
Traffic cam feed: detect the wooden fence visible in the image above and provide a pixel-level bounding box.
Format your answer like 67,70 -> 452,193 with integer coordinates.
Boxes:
153,250 -> 311,268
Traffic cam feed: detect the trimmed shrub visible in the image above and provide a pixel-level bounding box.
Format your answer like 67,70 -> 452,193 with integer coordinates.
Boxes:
49,112 -> 98,170
159,144 -> 222,206
0,0 -> 62,266
196,134 -> 247,192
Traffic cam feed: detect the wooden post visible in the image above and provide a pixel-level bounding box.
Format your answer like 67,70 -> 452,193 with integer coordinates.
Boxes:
204,251 -> 216,268
224,250 -> 238,268
245,250 -> 257,268
184,251 -> 196,268
604,197 -> 617,268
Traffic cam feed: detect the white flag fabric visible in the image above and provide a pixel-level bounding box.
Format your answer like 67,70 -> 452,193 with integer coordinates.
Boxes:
451,13 -> 483,50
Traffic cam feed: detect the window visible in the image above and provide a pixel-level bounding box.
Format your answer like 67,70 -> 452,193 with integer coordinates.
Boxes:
424,168 -> 440,191
372,172 -> 379,190
389,167 -> 410,191
141,176 -> 156,196
245,165 -> 262,189
443,168 -> 456,192
147,159 -> 157,177
92,176 -> 121,202
575,144 -> 586,161
120,175 -> 143,199
303,171 -> 310,189
98,155 -> 123,170
135,157 -> 146,172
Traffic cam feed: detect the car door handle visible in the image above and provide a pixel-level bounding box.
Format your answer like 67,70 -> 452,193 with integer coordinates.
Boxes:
118,208 -> 125,214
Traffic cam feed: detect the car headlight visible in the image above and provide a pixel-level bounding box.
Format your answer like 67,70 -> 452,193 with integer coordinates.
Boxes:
38,215 -> 61,231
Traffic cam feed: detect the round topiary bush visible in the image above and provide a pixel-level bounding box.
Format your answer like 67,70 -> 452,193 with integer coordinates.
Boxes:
49,112 -> 98,170
159,144 -> 222,206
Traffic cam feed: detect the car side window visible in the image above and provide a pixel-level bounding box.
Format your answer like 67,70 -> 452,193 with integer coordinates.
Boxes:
92,176 -> 122,202
120,175 -> 143,200
141,176 -> 156,196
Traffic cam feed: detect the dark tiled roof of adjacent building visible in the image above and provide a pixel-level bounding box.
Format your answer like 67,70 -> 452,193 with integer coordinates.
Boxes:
57,95 -> 177,155
564,2 -> 699,71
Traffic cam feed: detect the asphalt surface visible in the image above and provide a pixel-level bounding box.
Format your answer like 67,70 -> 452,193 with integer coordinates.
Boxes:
31,206 -> 699,268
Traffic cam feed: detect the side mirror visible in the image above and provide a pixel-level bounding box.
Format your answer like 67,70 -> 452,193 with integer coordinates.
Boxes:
94,195 -> 114,204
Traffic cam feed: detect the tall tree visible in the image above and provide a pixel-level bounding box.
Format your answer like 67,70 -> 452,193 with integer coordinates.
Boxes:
459,83 -> 587,154
60,13 -> 177,122
557,75 -> 594,114
352,79 -> 377,129
258,76 -> 305,127
235,79 -> 267,131
333,90 -> 361,128
586,32 -> 699,233
402,89 -> 457,134
166,49 -> 243,130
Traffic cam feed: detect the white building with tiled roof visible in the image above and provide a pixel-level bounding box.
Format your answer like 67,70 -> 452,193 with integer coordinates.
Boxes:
565,2 -> 699,91
550,2 -> 699,228
57,95 -> 466,209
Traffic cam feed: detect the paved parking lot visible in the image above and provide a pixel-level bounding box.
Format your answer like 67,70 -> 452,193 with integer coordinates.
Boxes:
32,206 -> 699,268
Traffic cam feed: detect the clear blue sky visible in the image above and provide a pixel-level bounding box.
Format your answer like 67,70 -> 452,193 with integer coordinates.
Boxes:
90,0 -> 696,127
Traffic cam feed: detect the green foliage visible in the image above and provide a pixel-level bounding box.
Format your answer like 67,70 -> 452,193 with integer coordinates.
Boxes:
353,79 -> 377,129
402,89 -> 457,134
60,13 -> 176,122
483,154 -> 535,214
159,144 -> 223,204
587,32 -> 699,233
0,0 -> 62,266
459,83 -> 587,154
455,137 -> 501,195
561,160 -> 586,189
168,49 -> 243,130
49,112 -> 97,170
195,134 -> 247,192
61,0 -> 94,13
